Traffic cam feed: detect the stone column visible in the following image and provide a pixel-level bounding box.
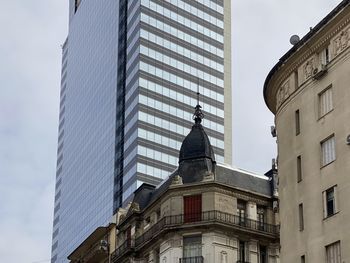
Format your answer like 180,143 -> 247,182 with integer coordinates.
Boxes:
247,201 -> 257,220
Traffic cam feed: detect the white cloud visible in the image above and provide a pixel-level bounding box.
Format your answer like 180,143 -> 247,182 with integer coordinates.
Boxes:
0,1 -> 67,262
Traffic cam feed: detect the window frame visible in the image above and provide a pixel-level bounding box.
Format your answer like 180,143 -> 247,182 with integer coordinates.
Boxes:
326,241 -> 341,263
323,185 -> 338,219
295,109 -> 301,135
299,203 -> 304,231
297,155 -> 302,183
318,85 -> 333,119
183,235 -> 202,259
320,134 -> 336,167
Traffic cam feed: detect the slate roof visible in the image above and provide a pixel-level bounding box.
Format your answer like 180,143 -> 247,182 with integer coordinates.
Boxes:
123,164 -> 272,220
215,164 -> 271,197
179,122 -> 215,162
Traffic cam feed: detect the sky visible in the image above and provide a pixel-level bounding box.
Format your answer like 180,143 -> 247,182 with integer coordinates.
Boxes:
0,0 -> 341,262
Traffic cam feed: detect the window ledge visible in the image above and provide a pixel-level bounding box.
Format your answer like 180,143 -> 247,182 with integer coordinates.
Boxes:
323,211 -> 340,221
318,109 -> 334,121
321,160 -> 335,169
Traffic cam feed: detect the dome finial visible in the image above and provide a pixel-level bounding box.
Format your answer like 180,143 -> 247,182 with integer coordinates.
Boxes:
193,80 -> 204,124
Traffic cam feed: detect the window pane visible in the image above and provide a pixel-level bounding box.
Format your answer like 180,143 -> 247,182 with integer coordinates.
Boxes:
326,241 -> 341,263
321,136 -> 336,166
319,87 -> 333,117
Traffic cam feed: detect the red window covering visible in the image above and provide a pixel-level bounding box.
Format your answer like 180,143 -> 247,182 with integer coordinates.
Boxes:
184,195 -> 202,223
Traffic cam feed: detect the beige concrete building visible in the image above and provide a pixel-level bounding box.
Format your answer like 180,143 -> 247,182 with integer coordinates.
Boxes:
68,106 -> 280,263
264,1 -> 350,262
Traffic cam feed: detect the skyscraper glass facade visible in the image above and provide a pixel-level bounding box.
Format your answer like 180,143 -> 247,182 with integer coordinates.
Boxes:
120,0 -> 226,206
52,0 -> 230,262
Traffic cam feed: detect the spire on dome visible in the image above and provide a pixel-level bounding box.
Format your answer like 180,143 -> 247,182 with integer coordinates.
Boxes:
193,83 -> 204,124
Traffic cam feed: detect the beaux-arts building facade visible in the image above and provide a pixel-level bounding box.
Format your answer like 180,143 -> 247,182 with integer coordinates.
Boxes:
68,107 -> 280,263
264,1 -> 350,262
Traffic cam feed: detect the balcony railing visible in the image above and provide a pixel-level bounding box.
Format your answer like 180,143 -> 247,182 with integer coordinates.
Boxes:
135,211 -> 279,248
83,240 -> 108,261
111,239 -> 134,262
179,256 -> 204,263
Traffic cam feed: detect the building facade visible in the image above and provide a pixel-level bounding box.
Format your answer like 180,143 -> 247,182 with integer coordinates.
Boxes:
52,0 -> 232,262
68,107 -> 280,263
264,1 -> 350,262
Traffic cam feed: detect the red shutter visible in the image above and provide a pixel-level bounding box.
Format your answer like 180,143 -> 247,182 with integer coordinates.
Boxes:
184,195 -> 202,223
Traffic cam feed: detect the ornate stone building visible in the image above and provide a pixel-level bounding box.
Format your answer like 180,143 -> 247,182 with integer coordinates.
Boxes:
264,1 -> 350,262
68,106 -> 280,263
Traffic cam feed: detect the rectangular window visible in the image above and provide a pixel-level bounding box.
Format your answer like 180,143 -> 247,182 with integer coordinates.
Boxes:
237,200 -> 247,226
257,206 -> 266,231
301,255 -> 305,263
239,241 -> 246,262
183,236 -> 202,258
323,186 -> 337,218
299,203 -> 304,231
326,241 -> 341,263
321,135 -> 336,166
260,245 -> 267,263
184,195 -> 202,223
319,87 -> 333,117
297,155 -> 302,182
295,109 -> 300,135
321,47 -> 330,65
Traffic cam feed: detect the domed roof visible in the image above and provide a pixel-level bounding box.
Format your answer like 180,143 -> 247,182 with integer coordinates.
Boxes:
179,105 -> 215,163
179,122 -> 215,163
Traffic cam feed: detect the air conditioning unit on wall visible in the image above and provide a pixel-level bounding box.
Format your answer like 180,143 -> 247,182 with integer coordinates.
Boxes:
313,64 -> 328,80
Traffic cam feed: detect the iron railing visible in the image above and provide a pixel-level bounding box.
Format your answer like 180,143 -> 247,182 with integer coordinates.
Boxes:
83,239 -> 108,261
135,211 -> 279,248
179,256 -> 204,263
111,239 -> 134,262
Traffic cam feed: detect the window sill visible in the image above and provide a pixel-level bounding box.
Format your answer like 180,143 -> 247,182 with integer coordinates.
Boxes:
320,160 -> 335,169
318,109 -> 334,121
323,211 -> 339,221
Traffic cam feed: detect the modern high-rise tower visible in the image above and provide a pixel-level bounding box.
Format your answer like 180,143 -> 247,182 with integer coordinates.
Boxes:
51,0 -> 231,262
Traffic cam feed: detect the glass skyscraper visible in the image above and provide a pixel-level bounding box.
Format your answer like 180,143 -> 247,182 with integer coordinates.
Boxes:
51,0 -> 231,262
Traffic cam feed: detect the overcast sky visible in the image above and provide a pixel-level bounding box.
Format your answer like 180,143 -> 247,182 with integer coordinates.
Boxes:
0,0 -> 341,262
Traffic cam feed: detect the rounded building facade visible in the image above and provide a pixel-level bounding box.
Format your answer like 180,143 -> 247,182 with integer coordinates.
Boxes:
264,2 -> 350,263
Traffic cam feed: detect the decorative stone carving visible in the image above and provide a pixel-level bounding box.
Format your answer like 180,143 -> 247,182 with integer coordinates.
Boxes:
333,27 -> 350,56
162,256 -> 167,263
276,79 -> 290,108
171,175 -> 183,186
202,171 -> 214,182
220,251 -> 228,263
304,59 -> 314,80
130,202 -> 140,212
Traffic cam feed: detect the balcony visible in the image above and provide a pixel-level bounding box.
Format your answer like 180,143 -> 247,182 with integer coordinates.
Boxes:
111,239 -> 135,262
179,256 -> 204,263
79,240 -> 108,262
135,211 -> 279,249
68,227 -> 110,263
